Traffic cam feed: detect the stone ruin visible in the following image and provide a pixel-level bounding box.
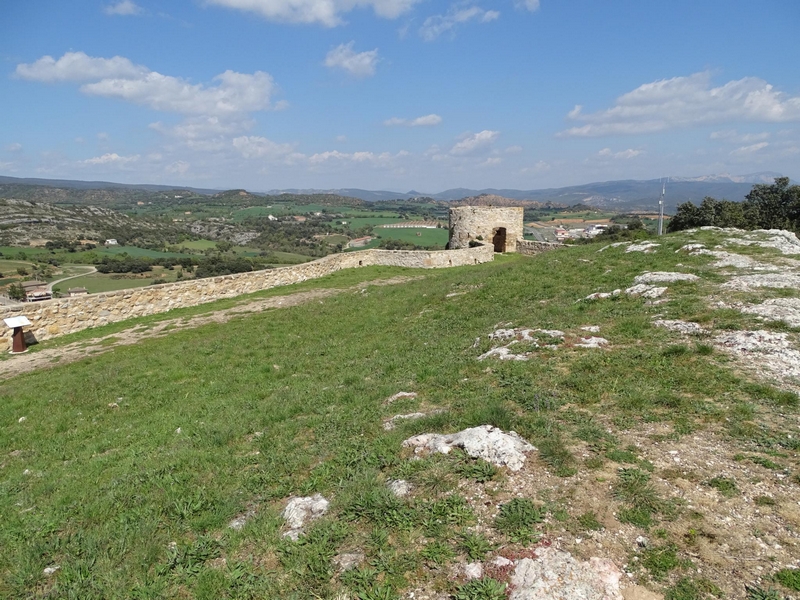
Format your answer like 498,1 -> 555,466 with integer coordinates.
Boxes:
448,206 -> 526,253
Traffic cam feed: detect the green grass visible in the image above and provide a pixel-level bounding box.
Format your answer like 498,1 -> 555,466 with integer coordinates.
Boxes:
2,229 -> 800,597
51,267 -> 184,294
370,227 -> 448,248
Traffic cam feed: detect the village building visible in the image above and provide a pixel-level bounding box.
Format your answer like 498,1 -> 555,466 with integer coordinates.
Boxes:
21,280 -> 51,302
67,287 -> 88,297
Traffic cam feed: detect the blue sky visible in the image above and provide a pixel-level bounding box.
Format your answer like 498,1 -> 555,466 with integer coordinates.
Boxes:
1,0 -> 799,192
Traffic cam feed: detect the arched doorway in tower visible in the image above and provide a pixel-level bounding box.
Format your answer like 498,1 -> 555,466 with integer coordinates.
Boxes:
492,227 -> 507,252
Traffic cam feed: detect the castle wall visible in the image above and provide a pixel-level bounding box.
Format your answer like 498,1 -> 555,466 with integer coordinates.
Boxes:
516,240 -> 564,255
0,244 -> 494,345
448,206 -> 525,252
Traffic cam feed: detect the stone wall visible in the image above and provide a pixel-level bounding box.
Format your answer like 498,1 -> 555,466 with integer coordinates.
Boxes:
516,240 -> 564,255
0,244 -> 494,345
448,206 -> 525,252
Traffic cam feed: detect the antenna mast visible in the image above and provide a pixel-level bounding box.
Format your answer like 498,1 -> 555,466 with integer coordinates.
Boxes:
657,178 -> 666,235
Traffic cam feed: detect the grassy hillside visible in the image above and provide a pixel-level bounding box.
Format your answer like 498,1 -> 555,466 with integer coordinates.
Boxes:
1,231 -> 799,599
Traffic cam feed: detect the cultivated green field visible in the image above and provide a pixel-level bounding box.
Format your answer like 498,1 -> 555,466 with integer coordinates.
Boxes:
51,267 -> 185,294
371,227 -> 448,247
1,232 -> 799,599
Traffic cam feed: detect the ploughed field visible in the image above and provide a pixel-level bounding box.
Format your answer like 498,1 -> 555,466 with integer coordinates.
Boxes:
2,228 -> 800,599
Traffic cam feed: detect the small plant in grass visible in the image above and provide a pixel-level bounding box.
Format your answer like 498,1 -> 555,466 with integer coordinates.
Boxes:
494,498 -> 544,544
457,531 -> 495,560
745,584 -> 786,599
453,577 -> 507,600
359,584 -> 401,600
662,344 -> 690,357
158,536 -> 221,576
705,476 -> 738,498
640,543 -> 685,581
614,468 -> 662,512
577,511 -> 603,531
537,438 -> 577,477
585,455 -> 605,469
694,343 -> 714,355
618,506 -> 654,529
419,540 -> 456,566
665,576 -> 723,599
774,568 -> 800,591
754,496 -> 777,507
607,448 -> 638,464
341,567 -> 380,594
455,457 -> 499,483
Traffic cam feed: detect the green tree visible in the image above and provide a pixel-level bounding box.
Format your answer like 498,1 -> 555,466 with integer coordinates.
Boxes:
7,283 -> 25,301
742,177 -> 800,230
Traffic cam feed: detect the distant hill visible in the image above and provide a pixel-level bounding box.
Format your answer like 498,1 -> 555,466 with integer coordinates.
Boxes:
0,172 -> 793,212
0,175 -> 220,196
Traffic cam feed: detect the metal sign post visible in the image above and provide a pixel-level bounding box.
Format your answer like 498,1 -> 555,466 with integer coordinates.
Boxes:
4,316 -> 32,354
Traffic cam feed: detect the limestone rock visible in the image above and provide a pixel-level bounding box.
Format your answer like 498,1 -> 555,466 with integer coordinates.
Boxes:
463,562 -> 483,580
477,347 -> 530,361
575,336 -> 609,348
722,273 -> 800,291
402,425 -> 535,471
383,412 -> 428,430
387,479 -> 412,497
652,319 -> 708,335
626,242 -> 660,253
334,552 -> 364,572
282,494 -> 329,539
740,297 -> 800,328
509,547 -> 623,600
385,391 -> 417,404
634,272 -> 699,284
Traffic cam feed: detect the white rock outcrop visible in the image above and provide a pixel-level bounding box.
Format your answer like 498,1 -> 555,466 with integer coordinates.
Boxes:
722,273 -> 800,291
509,547 -> 623,600
402,425 -> 535,471
634,272 -> 699,284
653,319 -> 708,335
626,241 -> 660,253
740,297 -> 800,328
282,494 -> 329,540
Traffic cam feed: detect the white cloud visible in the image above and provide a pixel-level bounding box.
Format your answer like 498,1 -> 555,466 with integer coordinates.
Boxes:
206,0 -> 422,27
6,143 -> 23,152
83,69 -> 276,116
479,157 -> 502,166
419,5 -> 500,41
522,160 -> 551,173
504,145 -> 523,154
103,1 -> 143,16
15,51 -> 148,82
450,130 -> 499,155
560,71 -> 800,137
324,42 -> 379,78
514,0 -> 539,11
80,153 -> 140,165
97,132 -> 110,140
232,135 -> 298,159
596,147 -> 642,159
17,52 -> 277,119
166,160 -> 190,175
710,129 -> 770,143
308,149 -> 407,165
730,142 -> 769,157
336,135 -> 347,142
384,113 -> 442,127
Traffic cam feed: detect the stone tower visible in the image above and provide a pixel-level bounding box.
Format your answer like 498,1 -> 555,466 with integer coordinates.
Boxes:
448,206 -> 524,252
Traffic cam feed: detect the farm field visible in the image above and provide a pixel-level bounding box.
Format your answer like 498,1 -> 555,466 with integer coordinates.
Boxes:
2,229 -> 799,599
51,266 -> 185,294
369,227 -> 449,247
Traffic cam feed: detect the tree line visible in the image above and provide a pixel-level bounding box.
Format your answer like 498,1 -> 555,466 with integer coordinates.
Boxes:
668,178 -> 800,233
